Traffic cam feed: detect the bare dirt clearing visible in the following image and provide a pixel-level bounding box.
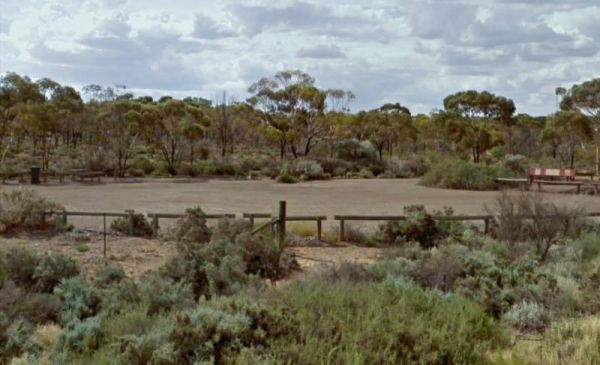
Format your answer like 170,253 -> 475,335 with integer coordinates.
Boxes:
2,178 -> 597,219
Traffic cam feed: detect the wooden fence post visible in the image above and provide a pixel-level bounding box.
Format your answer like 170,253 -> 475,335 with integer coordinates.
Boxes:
317,219 -> 322,241
249,216 -> 255,229
151,214 -> 159,237
126,210 -> 134,235
278,201 -> 286,251
62,211 -> 68,227
484,217 -> 490,235
339,219 -> 345,242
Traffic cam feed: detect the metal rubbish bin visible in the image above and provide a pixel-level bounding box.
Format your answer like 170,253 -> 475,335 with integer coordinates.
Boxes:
30,166 -> 41,185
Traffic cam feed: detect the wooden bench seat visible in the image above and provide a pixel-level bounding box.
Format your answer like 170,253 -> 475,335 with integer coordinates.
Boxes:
71,171 -> 104,182
533,179 -> 584,193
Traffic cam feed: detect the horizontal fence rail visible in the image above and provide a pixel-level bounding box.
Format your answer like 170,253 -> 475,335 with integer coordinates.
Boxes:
41,208 -> 600,242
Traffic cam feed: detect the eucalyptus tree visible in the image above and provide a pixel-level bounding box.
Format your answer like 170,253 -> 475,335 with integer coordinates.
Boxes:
248,70 -> 330,159
442,90 -> 515,163
144,100 -> 209,174
540,111 -> 592,169
559,78 -> 600,173
0,73 -> 45,157
98,99 -> 144,173
360,103 -> 413,160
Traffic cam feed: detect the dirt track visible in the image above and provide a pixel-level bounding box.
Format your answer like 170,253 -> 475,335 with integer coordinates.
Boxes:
2,178 -> 598,217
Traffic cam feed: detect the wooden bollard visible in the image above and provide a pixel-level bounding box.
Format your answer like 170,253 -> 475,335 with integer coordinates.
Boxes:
151,214 -> 159,237
484,218 -> 490,235
317,219 -> 322,241
339,219 -> 345,242
278,201 -> 286,251
126,210 -> 134,235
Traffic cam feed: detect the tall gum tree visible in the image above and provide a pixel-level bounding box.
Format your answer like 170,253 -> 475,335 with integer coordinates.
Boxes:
442,90 -> 515,163
560,78 -> 600,173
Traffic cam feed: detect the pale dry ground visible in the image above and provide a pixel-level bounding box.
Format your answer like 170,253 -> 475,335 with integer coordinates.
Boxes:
2,177 -> 598,221
0,233 -> 384,280
1,178 -> 598,278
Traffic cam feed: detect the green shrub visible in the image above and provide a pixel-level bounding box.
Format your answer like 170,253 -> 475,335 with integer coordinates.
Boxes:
266,280 -> 507,364
130,155 -> 156,175
169,297 -> 278,364
420,159 -> 511,190
334,139 -> 378,162
0,318 -> 36,363
119,326 -> 175,365
33,253 -> 80,293
138,273 -> 194,315
129,168 -> 145,178
503,301 -> 549,333
55,277 -> 102,324
0,189 -> 64,233
58,316 -> 103,353
111,213 -> 153,238
172,206 -> 211,244
149,161 -> 171,177
276,171 -> 298,184
94,262 -> 125,288
1,249 -> 79,293
290,159 -> 325,180
1,248 -> 39,289
379,205 -> 442,248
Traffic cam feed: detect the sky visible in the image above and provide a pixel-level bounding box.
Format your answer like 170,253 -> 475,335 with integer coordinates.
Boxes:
0,0 -> 598,115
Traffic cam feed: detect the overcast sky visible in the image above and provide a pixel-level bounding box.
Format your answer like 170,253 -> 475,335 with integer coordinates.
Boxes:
0,0 -> 598,115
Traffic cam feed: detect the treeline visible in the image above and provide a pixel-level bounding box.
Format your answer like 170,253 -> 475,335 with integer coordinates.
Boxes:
0,71 -> 598,177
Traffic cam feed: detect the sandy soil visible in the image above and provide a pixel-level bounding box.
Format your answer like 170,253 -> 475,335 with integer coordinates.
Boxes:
0,233 -> 383,280
2,178 -> 598,220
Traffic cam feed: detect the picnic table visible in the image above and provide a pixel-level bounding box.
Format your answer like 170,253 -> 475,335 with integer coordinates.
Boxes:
68,169 -> 104,182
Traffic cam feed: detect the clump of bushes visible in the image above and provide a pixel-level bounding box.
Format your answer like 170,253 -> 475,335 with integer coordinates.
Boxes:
264,280 -> 507,364
0,190 -> 63,234
420,158 -> 512,190
379,205 -> 464,248
276,171 -> 298,184
164,217 -> 297,298
171,206 -> 212,243
110,213 -> 153,238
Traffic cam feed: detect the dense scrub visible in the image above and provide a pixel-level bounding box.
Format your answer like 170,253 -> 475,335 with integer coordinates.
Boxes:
2,194 -> 600,364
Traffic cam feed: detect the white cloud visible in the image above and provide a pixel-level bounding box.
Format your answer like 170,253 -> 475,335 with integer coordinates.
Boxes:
0,0 -> 597,116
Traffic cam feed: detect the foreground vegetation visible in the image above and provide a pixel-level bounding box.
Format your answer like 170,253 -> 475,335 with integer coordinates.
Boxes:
1,190 -> 599,364
1,72 -> 598,190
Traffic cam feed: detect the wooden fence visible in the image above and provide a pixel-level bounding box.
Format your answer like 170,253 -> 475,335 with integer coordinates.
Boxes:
43,205 -> 600,247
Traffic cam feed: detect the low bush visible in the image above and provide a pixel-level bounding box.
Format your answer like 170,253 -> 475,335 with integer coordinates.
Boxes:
33,253 -> 80,293
490,192 -> 587,260
503,301 -> 549,333
420,158 -> 512,190
94,262 -> 125,288
110,213 -> 153,238
1,248 -> 78,294
265,280 -> 507,364
276,171 -> 298,184
171,206 -> 212,243
0,189 -> 63,234
379,205 -> 457,248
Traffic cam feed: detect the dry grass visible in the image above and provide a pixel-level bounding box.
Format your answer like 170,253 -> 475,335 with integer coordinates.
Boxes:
289,222 -> 317,237
490,316 -> 600,364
